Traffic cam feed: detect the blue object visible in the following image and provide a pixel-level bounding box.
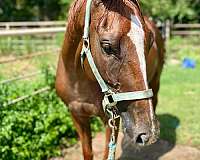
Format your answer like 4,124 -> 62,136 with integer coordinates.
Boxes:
108,141 -> 117,160
182,58 -> 196,69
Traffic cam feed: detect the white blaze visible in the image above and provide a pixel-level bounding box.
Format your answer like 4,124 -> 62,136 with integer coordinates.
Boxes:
127,15 -> 156,134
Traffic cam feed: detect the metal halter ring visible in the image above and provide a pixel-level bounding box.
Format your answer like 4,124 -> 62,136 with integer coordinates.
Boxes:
102,91 -> 117,112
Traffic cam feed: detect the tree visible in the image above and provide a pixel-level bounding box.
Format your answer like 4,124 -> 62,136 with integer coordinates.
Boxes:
189,0 -> 200,22
0,0 -> 199,22
140,0 -> 196,23
0,0 -> 72,21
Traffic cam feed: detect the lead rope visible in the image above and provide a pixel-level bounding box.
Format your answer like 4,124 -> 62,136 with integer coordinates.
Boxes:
108,129 -> 117,160
106,106 -> 120,160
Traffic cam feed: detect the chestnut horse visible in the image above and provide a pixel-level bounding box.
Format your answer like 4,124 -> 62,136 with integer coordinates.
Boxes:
55,0 -> 165,159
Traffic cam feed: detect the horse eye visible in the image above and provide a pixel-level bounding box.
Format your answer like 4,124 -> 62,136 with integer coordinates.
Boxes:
101,42 -> 113,55
100,39 -> 120,57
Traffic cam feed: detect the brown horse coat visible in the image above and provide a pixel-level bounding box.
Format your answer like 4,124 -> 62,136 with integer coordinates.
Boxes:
56,0 -> 165,159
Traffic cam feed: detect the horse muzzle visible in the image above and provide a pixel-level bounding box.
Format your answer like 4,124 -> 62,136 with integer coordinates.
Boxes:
121,112 -> 160,146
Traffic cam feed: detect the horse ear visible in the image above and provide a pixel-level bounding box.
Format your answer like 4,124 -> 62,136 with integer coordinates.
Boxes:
131,0 -> 142,13
132,0 -> 141,8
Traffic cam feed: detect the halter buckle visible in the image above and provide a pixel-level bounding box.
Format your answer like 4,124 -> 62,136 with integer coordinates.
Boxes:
83,37 -> 89,49
81,38 -> 90,70
102,91 -> 117,111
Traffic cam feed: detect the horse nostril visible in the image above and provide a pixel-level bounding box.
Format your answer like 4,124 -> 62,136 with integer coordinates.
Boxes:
136,133 -> 149,145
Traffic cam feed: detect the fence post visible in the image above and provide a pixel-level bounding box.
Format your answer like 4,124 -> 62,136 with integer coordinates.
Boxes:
165,20 -> 171,42
5,23 -> 11,51
5,23 -> 10,30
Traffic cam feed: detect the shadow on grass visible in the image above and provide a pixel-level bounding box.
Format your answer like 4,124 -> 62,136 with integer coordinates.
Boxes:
119,114 -> 180,160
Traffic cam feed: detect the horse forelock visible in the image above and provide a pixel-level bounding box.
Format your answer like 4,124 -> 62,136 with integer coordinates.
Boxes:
100,0 -> 142,14
67,0 -> 143,35
95,0 -> 144,32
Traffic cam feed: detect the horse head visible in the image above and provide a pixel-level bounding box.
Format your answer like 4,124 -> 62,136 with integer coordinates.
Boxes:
81,0 -> 159,146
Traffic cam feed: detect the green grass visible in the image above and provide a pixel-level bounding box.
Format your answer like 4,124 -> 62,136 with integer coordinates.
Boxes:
157,36 -> 200,148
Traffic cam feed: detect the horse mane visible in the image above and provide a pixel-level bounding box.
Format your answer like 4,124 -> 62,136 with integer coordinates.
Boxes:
67,0 -> 86,35
131,0 -> 142,13
67,0 -> 142,19
130,0 -> 140,8
128,0 -> 143,17
95,0 -> 143,30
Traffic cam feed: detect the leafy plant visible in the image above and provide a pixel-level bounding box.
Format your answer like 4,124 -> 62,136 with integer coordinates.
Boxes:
0,67 -> 103,159
140,0 -> 196,22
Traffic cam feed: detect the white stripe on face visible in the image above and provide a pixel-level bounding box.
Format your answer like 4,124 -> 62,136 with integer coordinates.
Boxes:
127,15 -> 147,88
127,15 -> 156,134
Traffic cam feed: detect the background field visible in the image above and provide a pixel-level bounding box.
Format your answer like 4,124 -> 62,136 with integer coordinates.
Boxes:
157,37 -> 200,149
0,35 -> 200,159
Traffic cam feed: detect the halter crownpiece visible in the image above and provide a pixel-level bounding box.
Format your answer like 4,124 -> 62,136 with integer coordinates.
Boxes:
81,0 -> 153,159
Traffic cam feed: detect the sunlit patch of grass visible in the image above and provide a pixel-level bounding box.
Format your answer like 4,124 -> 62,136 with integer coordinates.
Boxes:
167,36 -> 200,61
157,38 -> 200,148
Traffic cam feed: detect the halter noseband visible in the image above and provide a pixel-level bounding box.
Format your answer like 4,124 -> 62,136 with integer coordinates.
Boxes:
81,0 -> 153,111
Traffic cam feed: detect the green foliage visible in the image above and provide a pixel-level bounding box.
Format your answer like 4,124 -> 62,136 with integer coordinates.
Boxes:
0,0 -> 200,22
0,91 -> 76,160
140,0 -> 196,22
0,67 -> 103,159
0,0 -> 72,21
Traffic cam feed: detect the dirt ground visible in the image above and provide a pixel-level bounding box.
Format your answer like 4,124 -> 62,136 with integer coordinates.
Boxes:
51,132 -> 200,160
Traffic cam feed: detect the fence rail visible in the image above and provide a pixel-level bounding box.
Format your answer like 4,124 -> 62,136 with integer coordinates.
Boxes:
166,21 -> 200,39
0,71 -> 43,84
0,21 -> 200,38
2,87 -> 50,107
0,52 -> 55,64
172,31 -> 200,36
173,23 -> 200,28
0,21 -> 66,30
0,27 -> 66,36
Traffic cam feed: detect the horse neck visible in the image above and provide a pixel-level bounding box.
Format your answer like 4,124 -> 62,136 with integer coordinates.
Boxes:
62,0 -> 87,71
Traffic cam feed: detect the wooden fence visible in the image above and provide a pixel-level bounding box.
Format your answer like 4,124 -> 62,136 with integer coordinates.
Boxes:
0,57 -> 54,107
0,20 -> 200,38
0,27 -> 66,36
0,21 -> 66,30
0,22 -> 60,107
0,21 -> 66,36
159,20 -> 200,40
0,21 -> 66,54
171,23 -> 200,36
